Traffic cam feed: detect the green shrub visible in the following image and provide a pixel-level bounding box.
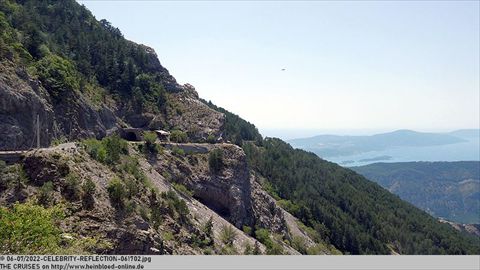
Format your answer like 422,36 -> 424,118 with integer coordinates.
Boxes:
291,236 -> 308,254
243,242 -> 262,255
161,190 -> 189,222
38,181 -> 54,206
255,228 -> 271,246
124,178 -> 139,199
50,136 -> 67,147
34,54 -> 80,100
206,134 -> 216,144
143,131 -> 158,154
82,138 -> 105,163
82,135 -> 128,165
139,207 -> 149,222
162,231 -> 174,241
120,157 -> 147,184
81,179 -> 96,209
208,149 -> 224,174
220,225 -> 237,245
219,245 -> 238,255
172,183 -> 193,197
266,242 -> 284,255
8,164 -> 29,190
144,131 -> 157,145
255,228 -> 283,255
277,199 -> 301,216
203,216 -> 214,237
107,178 -> 126,208
306,243 -> 329,255
150,204 -> 163,229
102,135 -> 128,164
124,200 -> 137,215
63,172 -> 81,200
172,146 -> 185,156
203,247 -> 214,255
242,225 -> 252,236
0,202 -> 64,254
170,130 -> 188,143
243,243 -> 253,255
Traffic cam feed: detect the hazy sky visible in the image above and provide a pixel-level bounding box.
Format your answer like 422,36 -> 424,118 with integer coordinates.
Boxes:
79,0 -> 479,135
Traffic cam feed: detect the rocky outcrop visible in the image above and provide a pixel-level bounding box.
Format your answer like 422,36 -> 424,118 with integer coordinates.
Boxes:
22,151 -> 70,186
51,90 -> 116,141
167,89 -> 225,142
137,44 -> 182,93
150,143 -> 294,237
250,176 -> 290,236
173,144 -> 254,228
0,62 -> 55,150
0,61 -> 119,150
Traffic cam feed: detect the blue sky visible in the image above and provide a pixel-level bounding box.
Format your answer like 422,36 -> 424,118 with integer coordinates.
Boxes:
79,0 -> 479,137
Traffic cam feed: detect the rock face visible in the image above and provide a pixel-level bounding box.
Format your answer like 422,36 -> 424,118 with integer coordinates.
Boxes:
191,144 -> 254,228
250,177 -> 289,237
154,143 -> 254,228
22,151 -> 70,186
151,143 -> 294,236
167,89 -> 225,142
0,62 -> 54,150
0,61 -> 118,150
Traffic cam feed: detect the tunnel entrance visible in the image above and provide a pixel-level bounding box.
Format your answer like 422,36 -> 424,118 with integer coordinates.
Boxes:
119,128 -> 143,141
194,195 -> 231,220
124,131 -> 139,141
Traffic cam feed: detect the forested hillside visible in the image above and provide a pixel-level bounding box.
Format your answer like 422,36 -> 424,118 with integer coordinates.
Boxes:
352,161 -> 480,224
243,139 -> 480,254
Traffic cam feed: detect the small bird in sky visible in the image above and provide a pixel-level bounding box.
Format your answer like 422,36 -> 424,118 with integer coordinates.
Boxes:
281,68 -> 286,71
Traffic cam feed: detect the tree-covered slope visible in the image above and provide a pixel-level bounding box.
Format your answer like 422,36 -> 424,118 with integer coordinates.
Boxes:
243,139 -> 480,254
352,161 -> 480,224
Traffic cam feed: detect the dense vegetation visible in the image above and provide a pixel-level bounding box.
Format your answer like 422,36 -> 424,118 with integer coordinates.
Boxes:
82,135 -> 129,165
352,161 -> 480,224
243,138 -> 480,254
0,202 -> 63,254
0,201 -> 111,254
0,0 -> 167,114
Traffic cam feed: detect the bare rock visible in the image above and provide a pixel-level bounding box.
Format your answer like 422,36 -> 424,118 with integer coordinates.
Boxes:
23,151 -> 70,186
250,176 -> 290,237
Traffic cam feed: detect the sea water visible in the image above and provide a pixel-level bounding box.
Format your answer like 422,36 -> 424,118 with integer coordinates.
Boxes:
325,137 -> 480,167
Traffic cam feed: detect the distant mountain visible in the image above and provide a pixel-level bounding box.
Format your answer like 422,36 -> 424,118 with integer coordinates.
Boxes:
288,130 -> 467,158
352,161 -> 480,224
448,129 -> 480,139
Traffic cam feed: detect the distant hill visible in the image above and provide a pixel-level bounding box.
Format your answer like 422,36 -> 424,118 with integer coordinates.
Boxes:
352,161 -> 480,224
288,130 -> 468,158
448,129 -> 480,139
288,130 -> 470,157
